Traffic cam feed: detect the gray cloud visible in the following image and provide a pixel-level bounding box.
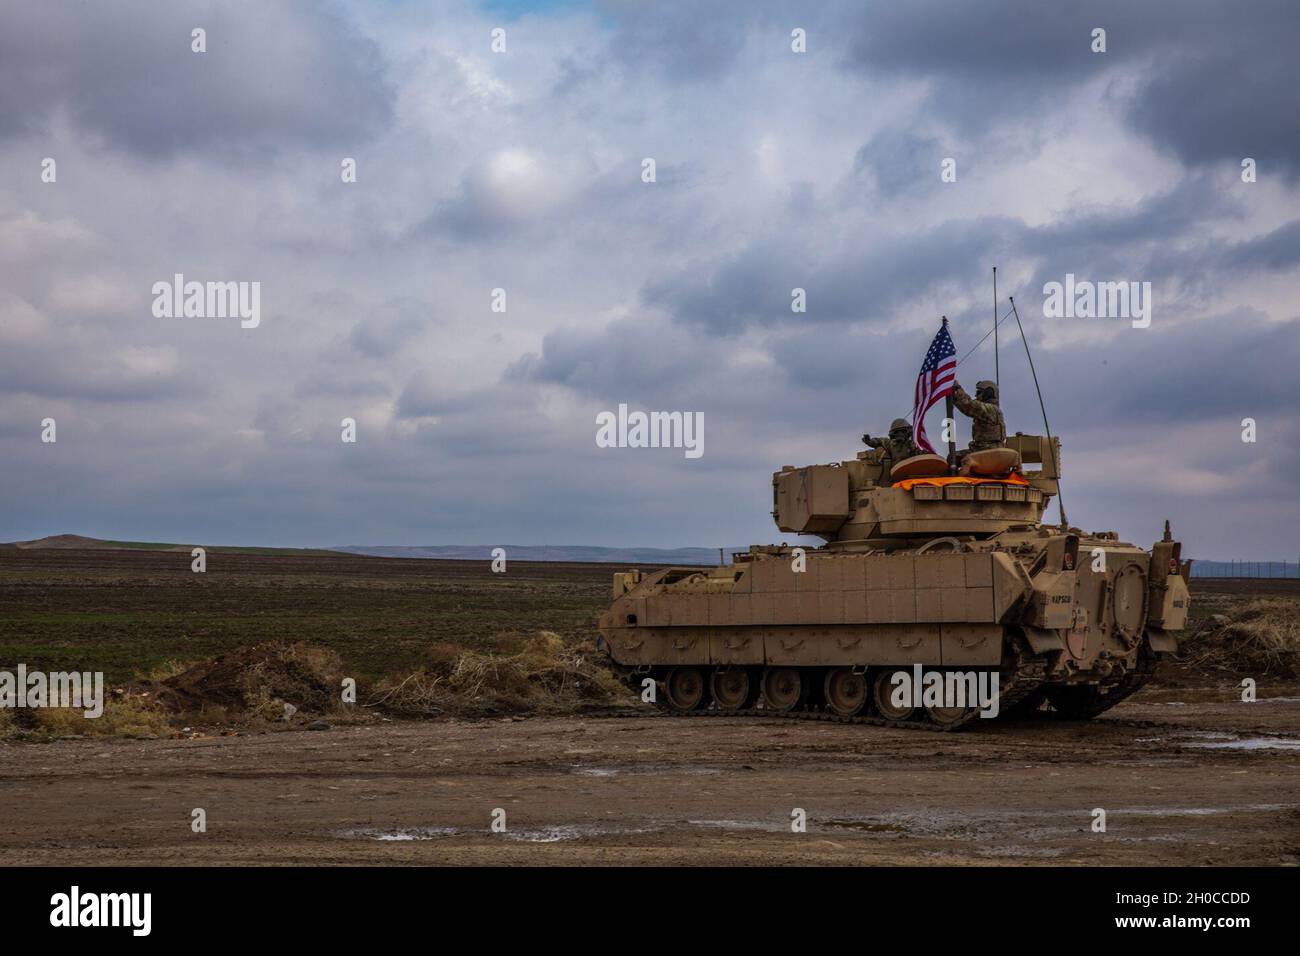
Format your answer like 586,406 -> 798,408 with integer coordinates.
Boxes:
1221,220 -> 1300,272
1127,16 -> 1300,178
0,0 -> 1296,562
347,299 -> 427,359
0,0 -> 393,157
854,128 -> 948,198
842,0 -> 1300,175
641,217 -> 1020,334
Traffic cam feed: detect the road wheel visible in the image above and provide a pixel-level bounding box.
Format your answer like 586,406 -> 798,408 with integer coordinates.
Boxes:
823,668 -> 869,717
663,666 -> 708,713
925,701 -> 972,727
761,667 -> 806,712
710,668 -> 755,712
872,667 -> 917,721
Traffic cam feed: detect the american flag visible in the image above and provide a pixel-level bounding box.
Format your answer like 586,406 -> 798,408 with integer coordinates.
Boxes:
912,320 -> 957,453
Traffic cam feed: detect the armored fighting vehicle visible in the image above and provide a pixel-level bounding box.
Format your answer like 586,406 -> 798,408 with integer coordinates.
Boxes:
596,432 -> 1191,730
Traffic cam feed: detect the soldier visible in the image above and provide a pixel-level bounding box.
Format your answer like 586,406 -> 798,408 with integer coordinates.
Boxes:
862,418 -> 920,469
952,380 -> 1006,452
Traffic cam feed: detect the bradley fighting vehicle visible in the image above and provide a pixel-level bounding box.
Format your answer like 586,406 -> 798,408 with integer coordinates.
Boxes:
596,431 -> 1192,730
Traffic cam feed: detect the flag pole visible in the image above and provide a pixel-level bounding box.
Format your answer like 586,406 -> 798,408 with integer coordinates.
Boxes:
942,316 -> 956,471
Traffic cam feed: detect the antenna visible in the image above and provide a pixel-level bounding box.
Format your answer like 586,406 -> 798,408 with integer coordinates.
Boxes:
992,266 -> 999,393
1009,296 -> 1067,530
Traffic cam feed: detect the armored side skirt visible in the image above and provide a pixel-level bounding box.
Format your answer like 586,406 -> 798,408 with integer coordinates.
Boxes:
605,623 -> 1005,668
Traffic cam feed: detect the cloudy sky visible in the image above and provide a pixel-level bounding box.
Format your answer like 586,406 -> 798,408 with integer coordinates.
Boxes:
1,0 -> 1298,559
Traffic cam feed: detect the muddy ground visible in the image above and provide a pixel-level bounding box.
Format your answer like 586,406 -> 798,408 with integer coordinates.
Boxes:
3,685 -> 1298,866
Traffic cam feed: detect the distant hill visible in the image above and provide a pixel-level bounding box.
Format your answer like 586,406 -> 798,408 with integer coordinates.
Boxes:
1,535 -> 339,557
334,544 -> 730,565
1,535 -> 729,565
5,534 -> 135,550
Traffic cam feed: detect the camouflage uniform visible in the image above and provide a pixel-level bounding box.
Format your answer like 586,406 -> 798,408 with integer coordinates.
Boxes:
864,418 -> 920,469
952,381 -> 1006,452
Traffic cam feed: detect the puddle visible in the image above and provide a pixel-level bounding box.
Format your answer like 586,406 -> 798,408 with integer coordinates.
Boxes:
505,825 -> 586,843
1183,737 -> 1300,751
504,824 -> 656,842
1165,730 -> 1300,751
1139,730 -> 1300,751
1116,803 -> 1294,816
337,823 -> 651,843
338,826 -> 461,841
575,764 -> 721,777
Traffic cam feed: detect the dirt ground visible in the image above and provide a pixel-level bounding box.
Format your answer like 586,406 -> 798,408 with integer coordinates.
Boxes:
3,684 -> 1298,866
3,551 -> 1298,866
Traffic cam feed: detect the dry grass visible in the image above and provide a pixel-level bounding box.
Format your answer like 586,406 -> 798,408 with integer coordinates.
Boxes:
2,692 -> 174,741
2,633 -> 630,741
369,631 -> 630,717
142,659 -> 190,681
1183,599 -> 1300,677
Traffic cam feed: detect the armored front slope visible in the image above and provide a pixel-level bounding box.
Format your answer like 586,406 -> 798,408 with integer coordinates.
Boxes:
596,433 -> 1191,730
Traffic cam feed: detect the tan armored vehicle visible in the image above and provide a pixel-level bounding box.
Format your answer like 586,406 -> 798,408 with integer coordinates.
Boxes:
596,433 -> 1191,730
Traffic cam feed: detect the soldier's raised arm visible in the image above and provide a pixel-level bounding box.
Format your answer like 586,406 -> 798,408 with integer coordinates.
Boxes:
951,382 -> 976,415
952,382 -> 992,419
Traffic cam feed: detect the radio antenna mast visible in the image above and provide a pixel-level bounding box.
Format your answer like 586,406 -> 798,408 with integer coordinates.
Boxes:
992,266 -> 999,393
1009,296 -> 1067,530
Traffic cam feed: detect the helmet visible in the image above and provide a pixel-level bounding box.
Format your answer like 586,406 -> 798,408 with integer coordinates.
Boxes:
975,380 -> 998,401
889,418 -> 910,433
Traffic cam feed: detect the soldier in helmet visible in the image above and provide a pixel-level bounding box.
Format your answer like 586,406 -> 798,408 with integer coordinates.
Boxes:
862,418 -> 920,469
952,380 -> 1007,452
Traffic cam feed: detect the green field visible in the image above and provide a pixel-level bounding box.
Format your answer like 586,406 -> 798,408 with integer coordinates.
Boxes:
0,547 -> 617,684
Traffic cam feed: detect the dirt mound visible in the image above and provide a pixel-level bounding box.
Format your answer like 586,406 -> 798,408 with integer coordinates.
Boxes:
370,631 -> 629,717
1182,599 -> 1300,678
150,642 -> 346,720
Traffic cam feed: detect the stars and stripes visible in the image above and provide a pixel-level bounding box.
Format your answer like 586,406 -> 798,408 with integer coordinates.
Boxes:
912,320 -> 957,453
